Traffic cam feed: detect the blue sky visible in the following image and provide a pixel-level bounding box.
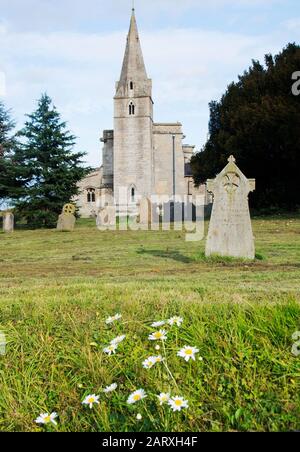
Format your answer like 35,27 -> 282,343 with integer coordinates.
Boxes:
0,0 -> 299,167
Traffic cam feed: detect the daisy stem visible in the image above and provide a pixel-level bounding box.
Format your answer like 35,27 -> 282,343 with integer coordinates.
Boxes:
162,341 -> 179,391
143,401 -> 156,426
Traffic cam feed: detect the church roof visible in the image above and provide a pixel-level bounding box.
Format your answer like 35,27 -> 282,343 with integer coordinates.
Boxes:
118,9 -> 148,87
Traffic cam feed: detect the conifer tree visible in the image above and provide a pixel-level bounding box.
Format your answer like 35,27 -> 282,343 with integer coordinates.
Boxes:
0,101 -> 16,209
13,94 -> 90,228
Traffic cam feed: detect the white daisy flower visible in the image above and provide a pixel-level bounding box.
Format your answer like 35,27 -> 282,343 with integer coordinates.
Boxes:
136,413 -> 143,421
35,412 -> 58,426
168,316 -> 183,327
105,314 -> 122,325
142,355 -> 163,369
127,389 -> 147,404
154,355 -> 163,363
151,321 -> 166,328
105,316 -> 114,325
142,357 -> 156,369
113,313 -> 122,321
82,394 -> 100,409
168,396 -> 189,412
177,346 -> 199,362
103,383 -> 118,393
110,335 -> 126,345
148,330 -> 168,341
157,393 -> 170,405
103,344 -> 118,355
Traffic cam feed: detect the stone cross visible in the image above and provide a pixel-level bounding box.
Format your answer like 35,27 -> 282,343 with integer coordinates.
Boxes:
3,212 -> 14,233
56,204 -> 76,232
205,156 -> 256,260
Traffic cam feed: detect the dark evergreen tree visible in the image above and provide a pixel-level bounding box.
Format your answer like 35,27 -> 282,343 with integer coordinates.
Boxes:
191,43 -> 300,211
13,94 -> 90,228
0,102 -> 17,209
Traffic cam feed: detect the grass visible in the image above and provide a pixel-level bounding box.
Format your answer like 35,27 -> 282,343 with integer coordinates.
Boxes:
0,215 -> 299,432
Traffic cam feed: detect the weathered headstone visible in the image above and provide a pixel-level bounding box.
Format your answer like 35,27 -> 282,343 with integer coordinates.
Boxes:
3,212 -> 14,233
57,204 -> 76,232
137,197 -> 152,225
0,331 -> 6,355
205,156 -> 256,259
96,205 -> 116,229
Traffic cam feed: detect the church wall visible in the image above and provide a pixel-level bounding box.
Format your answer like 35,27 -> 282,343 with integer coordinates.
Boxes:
101,130 -> 114,190
114,96 -> 153,201
153,123 -> 186,197
75,168 -> 102,218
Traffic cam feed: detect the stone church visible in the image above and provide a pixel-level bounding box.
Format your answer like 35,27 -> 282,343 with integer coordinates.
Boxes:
76,9 -> 203,218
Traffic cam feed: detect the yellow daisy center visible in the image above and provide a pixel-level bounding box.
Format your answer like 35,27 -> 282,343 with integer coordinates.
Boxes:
154,332 -> 163,339
88,397 -> 95,403
175,400 -> 183,406
185,349 -> 193,355
133,394 -> 141,401
44,415 -> 51,422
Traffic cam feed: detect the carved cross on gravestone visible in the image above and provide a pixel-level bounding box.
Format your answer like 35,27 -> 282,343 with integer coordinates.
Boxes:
206,156 -> 256,260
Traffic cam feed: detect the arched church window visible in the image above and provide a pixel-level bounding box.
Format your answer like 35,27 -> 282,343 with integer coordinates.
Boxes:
131,187 -> 135,202
130,81 -> 134,90
87,188 -> 96,203
129,102 -> 135,116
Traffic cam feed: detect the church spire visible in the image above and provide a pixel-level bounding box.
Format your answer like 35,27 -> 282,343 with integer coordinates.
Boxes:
117,9 -> 148,91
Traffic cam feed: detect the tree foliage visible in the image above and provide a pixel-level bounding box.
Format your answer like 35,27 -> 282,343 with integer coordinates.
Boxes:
191,43 -> 300,211
0,102 -> 17,208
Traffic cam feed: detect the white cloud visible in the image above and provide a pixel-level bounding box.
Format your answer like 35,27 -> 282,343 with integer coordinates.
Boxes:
284,17 -> 300,31
0,7 -> 295,166
0,72 -> 6,97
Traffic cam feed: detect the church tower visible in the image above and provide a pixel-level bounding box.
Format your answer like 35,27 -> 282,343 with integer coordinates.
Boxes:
114,9 -> 154,211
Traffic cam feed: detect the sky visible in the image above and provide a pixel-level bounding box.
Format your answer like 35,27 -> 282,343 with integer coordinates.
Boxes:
0,0 -> 299,167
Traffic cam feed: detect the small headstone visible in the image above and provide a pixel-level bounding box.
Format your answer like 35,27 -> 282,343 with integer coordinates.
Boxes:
0,331 -> 6,355
57,204 -> 76,232
205,156 -> 256,260
96,205 -> 116,229
138,197 -> 152,225
3,212 -> 14,233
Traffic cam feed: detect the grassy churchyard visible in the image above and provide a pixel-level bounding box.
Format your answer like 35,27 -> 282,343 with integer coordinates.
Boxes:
0,215 -> 299,432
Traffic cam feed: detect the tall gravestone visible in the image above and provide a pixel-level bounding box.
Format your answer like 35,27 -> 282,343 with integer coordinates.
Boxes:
3,212 -> 14,233
57,204 -> 76,232
205,156 -> 256,260
96,205 -> 116,229
137,198 -> 152,226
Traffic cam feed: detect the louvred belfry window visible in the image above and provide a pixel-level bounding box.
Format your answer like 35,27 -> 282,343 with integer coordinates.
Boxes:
129,102 -> 135,115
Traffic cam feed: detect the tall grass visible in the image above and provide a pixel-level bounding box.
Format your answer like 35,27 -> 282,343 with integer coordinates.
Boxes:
0,216 -> 299,431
